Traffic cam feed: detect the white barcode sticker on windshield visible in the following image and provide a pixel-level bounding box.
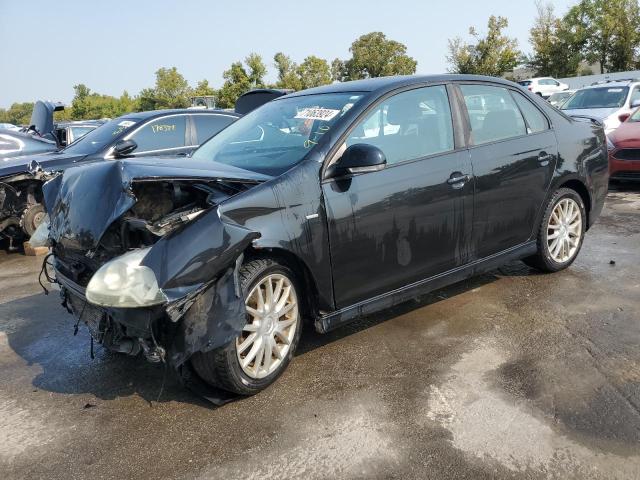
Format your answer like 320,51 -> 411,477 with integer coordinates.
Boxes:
607,88 -> 623,92
295,108 -> 340,121
118,120 -> 136,127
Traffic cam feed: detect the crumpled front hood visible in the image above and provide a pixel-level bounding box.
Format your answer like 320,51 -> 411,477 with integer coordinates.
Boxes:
0,151 -> 86,179
44,156 -> 270,251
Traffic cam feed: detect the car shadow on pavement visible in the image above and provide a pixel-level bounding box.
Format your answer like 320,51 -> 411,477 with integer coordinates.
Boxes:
0,260 -> 538,407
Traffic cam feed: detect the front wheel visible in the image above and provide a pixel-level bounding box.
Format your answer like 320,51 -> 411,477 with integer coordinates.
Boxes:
190,258 -> 303,395
523,188 -> 586,272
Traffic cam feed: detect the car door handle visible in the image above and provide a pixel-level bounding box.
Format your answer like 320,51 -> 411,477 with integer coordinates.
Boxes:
447,173 -> 470,188
538,152 -> 552,166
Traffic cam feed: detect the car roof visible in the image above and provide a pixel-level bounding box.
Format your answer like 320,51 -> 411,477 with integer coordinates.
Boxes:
285,74 -> 520,98
581,80 -> 640,89
120,108 -> 241,120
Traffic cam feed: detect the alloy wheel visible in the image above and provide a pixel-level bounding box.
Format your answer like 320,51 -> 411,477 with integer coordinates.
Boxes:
547,198 -> 582,263
236,273 -> 299,379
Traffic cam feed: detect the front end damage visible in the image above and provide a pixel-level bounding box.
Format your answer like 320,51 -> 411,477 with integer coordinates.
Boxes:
44,159 -> 265,372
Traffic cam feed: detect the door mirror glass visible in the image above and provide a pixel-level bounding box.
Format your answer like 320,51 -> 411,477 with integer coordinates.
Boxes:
326,144 -> 386,178
113,139 -> 138,158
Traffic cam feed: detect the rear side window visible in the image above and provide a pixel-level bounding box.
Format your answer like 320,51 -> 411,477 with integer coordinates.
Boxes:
346,85 -> 454,165
130,116 -> 187,152
460,84 -> 526,145
511,93 -> 549,133
192,114 -> 236,144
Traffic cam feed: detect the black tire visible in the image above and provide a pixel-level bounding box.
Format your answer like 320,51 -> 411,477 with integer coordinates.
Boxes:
523,188 -> 586,272
190,258 -> 303,395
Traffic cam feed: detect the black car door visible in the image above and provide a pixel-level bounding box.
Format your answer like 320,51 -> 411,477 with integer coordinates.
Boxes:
323,85 -> 473,309
457,83 -> 557,259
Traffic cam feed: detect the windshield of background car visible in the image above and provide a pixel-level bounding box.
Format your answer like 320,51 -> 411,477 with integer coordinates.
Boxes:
62,117 -> 140,155
562,87 -> 629,110
191,93 -> 364,176
629,108 -> 640,122
518,81 -> 532,86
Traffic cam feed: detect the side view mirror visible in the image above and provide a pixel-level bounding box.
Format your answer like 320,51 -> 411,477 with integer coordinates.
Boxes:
326,144 -> 387,179
630,99 -> 640,109
113,139 -> 137,158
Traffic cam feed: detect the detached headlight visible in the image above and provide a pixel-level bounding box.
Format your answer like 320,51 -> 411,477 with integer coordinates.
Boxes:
86,248 -> 166,308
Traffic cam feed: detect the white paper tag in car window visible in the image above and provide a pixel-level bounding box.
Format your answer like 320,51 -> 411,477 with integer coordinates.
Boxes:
118,120 -> 136,127
608,88 -> 623,92
295,108 -> 340,122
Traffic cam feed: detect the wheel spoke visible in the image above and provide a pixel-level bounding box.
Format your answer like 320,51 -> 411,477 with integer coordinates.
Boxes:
256,286 -> 265,312
263,338 -> 273,372
548,231 -> 560,240
246,306 -> 261,319
277,301 -> 296,317
275,286 -> 291,312
243,322 -> 259,333
242,337 -> 263,368
275,329 -> 291,345
265,278 -> 275,310
238,333 -> 257,355
273,278 -> 284,305
273,343 -> 285,360
549,238 -> 559,252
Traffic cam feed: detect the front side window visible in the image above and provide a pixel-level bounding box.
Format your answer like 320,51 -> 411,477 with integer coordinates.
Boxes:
192,93 -> 363,176
63,117 -> 141,155
512,93 -> 549,133
460,84 -> 526,144
130,116 -> 187,152
346,85 -> 454,165
630,87 -> 640,105
562,87 -> 629,110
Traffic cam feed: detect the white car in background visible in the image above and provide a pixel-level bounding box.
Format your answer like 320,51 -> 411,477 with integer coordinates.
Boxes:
561,79 -> 640,135
518,77 -> 569,98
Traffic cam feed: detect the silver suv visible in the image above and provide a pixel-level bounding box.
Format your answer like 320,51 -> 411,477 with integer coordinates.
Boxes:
561,79 -> 640,134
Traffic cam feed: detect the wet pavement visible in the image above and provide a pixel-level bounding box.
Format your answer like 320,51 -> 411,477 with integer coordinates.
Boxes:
1,187 -> 639,480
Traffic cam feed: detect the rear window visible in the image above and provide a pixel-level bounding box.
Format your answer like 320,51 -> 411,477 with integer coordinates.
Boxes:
518,81 -> 532,86
562,87 -> 629,110
192,114 -> 236,144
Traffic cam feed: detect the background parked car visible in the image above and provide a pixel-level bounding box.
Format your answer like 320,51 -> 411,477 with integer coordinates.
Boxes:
561,79 -> 640,134
548,90 -> 575,108
55,119 -> 107,147
0,123 -> 20,131
607,107 -> 640,182
518,77 -> 569,98
0,109 -> 240,246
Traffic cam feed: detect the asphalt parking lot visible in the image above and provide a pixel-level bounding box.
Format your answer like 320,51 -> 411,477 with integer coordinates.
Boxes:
1,187 -> 639,480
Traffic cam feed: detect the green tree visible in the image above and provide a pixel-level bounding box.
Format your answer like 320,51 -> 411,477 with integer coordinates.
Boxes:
447,16 -> 521,76
274,52 -> 303,90
339,32 -> 417,80
216,54 -> 267,108
193,79 -> 216,97
152,67 -> 192,108
0,102 -> 34,125
297,56 -> 332,89
527,2 -> 584,77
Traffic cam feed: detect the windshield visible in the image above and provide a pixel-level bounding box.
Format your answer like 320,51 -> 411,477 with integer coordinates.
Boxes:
562,87 -> 629,110
192,93 -> 363,176
63,117 -> 140,155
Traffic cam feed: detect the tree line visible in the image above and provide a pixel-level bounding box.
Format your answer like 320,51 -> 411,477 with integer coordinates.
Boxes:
448,0 -> 640,78
2,0 -> 640,125
0,32 -> 415,125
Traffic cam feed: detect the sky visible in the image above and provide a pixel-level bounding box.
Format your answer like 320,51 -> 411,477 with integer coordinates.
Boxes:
0,0 -> 577,108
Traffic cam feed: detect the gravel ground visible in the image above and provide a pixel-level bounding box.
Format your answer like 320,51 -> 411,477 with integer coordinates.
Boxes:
1,187 -> 639,480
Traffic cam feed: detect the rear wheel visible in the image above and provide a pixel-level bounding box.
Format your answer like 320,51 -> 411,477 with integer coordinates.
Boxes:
190,258 -> 303,395
524,188 -> 586,272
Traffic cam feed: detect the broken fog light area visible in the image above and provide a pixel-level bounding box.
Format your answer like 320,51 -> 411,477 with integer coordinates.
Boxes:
86,248 -> 167,308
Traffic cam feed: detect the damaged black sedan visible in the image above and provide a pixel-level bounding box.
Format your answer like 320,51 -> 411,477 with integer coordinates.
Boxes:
44,75 -> 609,396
